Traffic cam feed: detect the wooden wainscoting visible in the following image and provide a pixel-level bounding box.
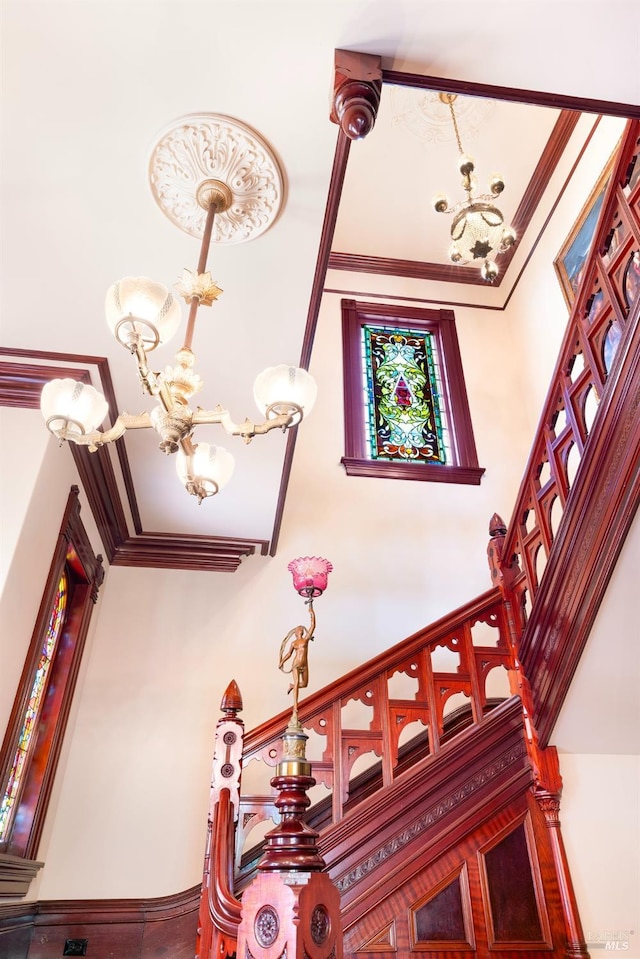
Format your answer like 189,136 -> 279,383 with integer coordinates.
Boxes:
0,884 -> 199,959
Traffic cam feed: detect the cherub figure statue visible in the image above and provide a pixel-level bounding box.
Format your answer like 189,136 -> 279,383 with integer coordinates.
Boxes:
278,600 -> 316,721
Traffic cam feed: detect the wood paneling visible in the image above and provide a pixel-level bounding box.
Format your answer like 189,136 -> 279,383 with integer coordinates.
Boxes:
0,886 -> 200,959
343,792 -> 567,959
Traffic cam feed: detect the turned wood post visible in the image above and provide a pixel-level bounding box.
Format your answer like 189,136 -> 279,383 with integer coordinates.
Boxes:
236,721 -> 343,959
330,49 -> 382,140
535,748 -> 589,959
196,681 -> 244,959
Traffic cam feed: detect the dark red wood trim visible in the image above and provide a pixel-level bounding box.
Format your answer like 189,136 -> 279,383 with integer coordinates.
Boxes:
500,115 -> 603,313
519,302 -> 640,744
341,457 -> 484,485
499,110 -> 582,276
112,533 -> 266,572
0,362 -> 92,403
330,49 -> 382,141
0,884 -> 200,959
324,285 -> 505,311
340,299 -> 483,484
0,488 -> 104,862
381,69 -> 640,119
33,883 -> 200,921
0,359 -> 272,573
328,253 -> 482,285
0,349 -> 142,534
269,129 -> 353,556
328,110 -> 580,287
70,446 -> 129,565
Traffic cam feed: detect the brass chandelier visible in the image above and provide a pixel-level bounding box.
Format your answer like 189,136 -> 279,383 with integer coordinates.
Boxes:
432,93 -> 516,282
40,115 -> 317,503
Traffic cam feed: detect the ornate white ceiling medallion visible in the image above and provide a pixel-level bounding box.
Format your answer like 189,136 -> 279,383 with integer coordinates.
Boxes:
389,86 -> 495,145
149,113 -> 284,243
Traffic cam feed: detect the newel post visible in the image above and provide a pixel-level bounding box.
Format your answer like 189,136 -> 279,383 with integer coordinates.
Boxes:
236,721 -> 343,959
534,748 -> 589,959
196,681 -> 244,959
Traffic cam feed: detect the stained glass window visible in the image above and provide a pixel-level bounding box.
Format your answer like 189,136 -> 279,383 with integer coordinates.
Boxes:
0,571 -> 68,841
361,325 -> 450,464
341,299 -> 483,486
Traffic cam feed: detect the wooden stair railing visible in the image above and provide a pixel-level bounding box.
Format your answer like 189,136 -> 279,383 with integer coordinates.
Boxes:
198,120 -> 640,959
497,118 -> 640,739
237,588 -> 513,867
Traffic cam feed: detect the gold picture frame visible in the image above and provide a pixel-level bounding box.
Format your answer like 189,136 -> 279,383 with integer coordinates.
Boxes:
554,155 -> 615,308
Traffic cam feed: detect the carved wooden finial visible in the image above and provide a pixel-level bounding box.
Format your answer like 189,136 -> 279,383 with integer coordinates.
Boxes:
220,679 -> 243,717
489,512 -> 508,537
330,49 -> 382,141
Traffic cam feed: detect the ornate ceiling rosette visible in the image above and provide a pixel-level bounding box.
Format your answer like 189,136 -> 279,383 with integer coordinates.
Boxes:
149,113 -> 285,243
389,87 -> 495,145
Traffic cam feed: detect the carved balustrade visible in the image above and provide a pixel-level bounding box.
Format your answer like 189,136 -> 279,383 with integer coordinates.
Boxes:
502,119 -> 640,624
237,589 -> 512,876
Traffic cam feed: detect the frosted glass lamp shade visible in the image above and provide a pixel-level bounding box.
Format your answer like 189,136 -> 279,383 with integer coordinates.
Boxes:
176,442 -> 235,499
41,379 -> 109,438
288,557 -> 333,598
253,365 -> 317,425
105,276 -> 182,351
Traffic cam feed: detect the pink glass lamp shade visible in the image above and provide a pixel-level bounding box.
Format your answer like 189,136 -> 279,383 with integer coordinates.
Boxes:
288,557 -> 333,598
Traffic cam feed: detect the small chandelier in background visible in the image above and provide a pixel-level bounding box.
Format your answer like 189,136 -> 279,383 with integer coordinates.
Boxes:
40,114 -> 317,503
432,93 -> 516,282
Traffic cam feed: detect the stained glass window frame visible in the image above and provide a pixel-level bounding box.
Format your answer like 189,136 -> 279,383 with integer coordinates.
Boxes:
0,571 -> 68,842
0,487 -> 104,864
341,299 -> 484,485
361,324 -> 451,465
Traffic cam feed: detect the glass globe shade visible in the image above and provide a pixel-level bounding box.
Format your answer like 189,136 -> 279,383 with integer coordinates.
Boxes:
41,379 -> 109,437
288,556 -> 333,597
253,365 -> 317,425
105,276 -> 182,351
176,443 -> 235,498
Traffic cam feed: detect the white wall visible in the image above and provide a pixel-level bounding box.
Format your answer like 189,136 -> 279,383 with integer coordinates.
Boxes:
560,754 -> 640,959
1,115 -> 635,904
0,413 -> 106,902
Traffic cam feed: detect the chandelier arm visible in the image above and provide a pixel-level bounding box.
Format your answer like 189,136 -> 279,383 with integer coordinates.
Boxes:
183,200 -> 217,352
191,408 -> 293,439
59,412 -> 154,450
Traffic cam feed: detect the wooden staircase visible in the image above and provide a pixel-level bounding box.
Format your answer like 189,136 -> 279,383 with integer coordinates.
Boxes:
197,119 -> 640,959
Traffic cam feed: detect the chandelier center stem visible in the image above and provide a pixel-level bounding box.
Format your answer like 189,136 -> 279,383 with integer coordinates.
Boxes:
183,200 -> 217,352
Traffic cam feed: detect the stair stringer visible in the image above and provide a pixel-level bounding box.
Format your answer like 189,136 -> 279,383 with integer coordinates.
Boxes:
308,696 -> 570,957
319,697 -> 530,922
342,789 -> 566,958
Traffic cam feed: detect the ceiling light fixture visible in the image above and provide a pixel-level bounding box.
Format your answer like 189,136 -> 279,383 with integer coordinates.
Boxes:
432,93 -> 516,282
40,114 -> 317,503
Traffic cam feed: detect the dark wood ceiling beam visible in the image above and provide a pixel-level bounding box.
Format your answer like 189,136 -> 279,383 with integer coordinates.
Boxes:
381,70 -> 640,119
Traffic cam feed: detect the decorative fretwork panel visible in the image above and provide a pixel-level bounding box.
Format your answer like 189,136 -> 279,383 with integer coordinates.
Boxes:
503,120 -> 640,622
237,592 -> 512,874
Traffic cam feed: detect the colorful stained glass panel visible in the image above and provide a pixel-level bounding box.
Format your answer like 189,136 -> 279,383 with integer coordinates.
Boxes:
361,325 -> 448,464
0,571 -> 67,841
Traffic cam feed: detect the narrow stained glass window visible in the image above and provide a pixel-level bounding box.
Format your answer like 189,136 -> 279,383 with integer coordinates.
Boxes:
0,571 -> 68,841
342,300 -> 483,486
361,325 -> 450,464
